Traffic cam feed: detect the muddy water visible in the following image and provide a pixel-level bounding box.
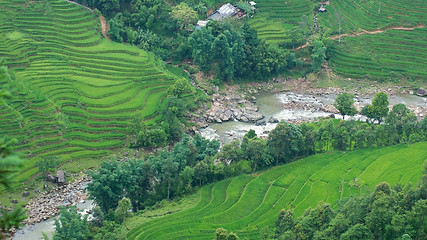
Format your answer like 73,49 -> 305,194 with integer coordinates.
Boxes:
200,91 -> 426,144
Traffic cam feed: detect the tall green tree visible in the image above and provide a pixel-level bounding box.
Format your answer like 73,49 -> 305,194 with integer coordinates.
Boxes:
311,40 -> 326,72
170,3 -> 198,29
0,60 -> 27,238
334,93 -> 357,120
268,122 -> 304,164
362,92 -> 389,123
86,161 -> 126,213
53,206 -> 88,240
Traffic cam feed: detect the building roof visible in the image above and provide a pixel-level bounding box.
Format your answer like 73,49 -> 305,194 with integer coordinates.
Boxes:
207,3 -> 237,21
249,1 -> 256,6
197,20 -> 209,27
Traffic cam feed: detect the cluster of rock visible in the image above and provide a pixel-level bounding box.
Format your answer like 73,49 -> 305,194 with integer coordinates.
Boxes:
416,88 -> 427,97
24,174 -> 90,225
202,93 -> 263,123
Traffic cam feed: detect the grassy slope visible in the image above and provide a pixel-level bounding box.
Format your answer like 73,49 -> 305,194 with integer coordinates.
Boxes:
0,0 -> 178,183
250,0 -> 426,81
126,142 -> 427,240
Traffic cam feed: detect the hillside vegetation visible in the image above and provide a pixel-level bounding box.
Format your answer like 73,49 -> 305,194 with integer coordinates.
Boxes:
126,142 -> 427,239
0,0 -> 179,180
249,0 -> 426,81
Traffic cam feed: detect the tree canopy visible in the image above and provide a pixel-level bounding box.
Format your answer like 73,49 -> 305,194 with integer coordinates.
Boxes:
334,92 -> 357,119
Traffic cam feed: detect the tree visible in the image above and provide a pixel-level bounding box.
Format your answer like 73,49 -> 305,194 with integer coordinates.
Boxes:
268,122 -> 304,164
167,78 -> 192,98
340,224 -> 373,240
362,92 -> 389,123
311,40 -> 326,72
215,228 -> 240,240
0,60 -> 27,238
245,137 -> 273,172
114,198 -> 132,223
371,92 -> 389,123
275,209 -> 295,236
334,93 -> 357,120
53,206 -> 88,240
170,3 -> 198,29
36,156 -> 60,179
86,161 -> 126,213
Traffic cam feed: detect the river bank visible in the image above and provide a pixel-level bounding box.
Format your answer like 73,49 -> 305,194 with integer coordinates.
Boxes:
197,78 -> 426,144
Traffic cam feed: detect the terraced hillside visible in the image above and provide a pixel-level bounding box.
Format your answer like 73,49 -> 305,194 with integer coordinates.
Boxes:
328,27 -> 427,80
249,0 -> 315,45
127,142 -> 427,239
248,16 -> 291,45
0,0 -> 179,179
317,0 -> 426,35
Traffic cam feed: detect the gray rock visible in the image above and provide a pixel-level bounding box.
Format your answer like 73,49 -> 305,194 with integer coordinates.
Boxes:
56,171 -> 66,185
268,117 -> 279,123
416,88 -> 426,97
22,191 -> 29,197
220,110 -> 233,121
255,119 -> 266,126
243,111 -> 263,122
241,116 -> 249,122
47,175 -> 56,183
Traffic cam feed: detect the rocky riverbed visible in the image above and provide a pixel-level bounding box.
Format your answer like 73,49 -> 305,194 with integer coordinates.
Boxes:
23,174 -> 91,225
199,88 -> 426,144
190,77 -> 426,130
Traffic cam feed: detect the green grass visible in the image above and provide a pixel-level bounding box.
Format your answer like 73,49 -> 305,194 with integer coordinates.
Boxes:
0,0 -> 180,183
328,28 -> 427,81
126,142 -> 427,240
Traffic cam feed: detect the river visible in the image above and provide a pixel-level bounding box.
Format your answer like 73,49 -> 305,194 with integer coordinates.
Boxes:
200,91 -> 426,144
13,200 -> 94,240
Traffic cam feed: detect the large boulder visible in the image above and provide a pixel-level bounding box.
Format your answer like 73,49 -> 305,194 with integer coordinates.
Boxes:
416,88 -> 427,97
268,117 -> 279,123
56,171 -> 66,185
255,119 -> 266,126
243,111 -> 263,122
47,174 -> 56,183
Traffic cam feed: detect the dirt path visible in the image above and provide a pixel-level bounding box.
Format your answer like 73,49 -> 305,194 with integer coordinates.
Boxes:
163,0 -> 173,7
64,0 -> 93,12
295,24 -> 425,50
100,15 -> 111,41
329,24 -> 425,40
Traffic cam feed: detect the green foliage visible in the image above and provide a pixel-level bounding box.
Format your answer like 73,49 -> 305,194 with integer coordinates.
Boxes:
53,205 -> 88,240
126,142 -> 427,239
334,92 -> 357,119
215,228 -> 240,240
362,92 -> 390,123
115,198 -> 132,223
87,134 -> 219,213
170,3 -> 198,29
272,166 -> 427,240
268,122 -> 304,164
35,156 -> 60,178
86,161 -> 126,213
311,40 -> 326,72
188,22 -> 290,81
0,207 -> 27,238
167,78 -> 192,98
0,62 -> 27,238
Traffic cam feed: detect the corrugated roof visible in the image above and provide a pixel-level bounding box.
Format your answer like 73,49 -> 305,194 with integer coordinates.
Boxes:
218,3 -> 236,16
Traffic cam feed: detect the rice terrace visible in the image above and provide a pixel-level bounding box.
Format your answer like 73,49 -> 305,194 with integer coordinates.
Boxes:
126,142 -> 427,239
0,0 -> 426,239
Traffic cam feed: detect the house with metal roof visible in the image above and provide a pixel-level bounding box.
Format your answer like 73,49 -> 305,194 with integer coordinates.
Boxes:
207,3 -> 238,21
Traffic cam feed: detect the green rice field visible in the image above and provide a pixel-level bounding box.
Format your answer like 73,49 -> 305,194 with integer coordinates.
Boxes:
0,0 -> 179,179
328,27 -> 427,81
127,142 -> 427,239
